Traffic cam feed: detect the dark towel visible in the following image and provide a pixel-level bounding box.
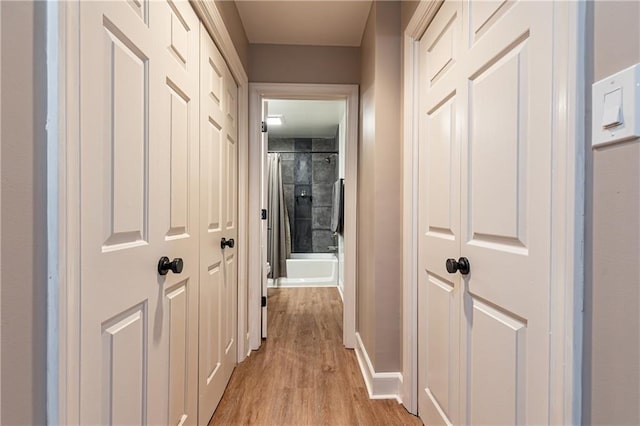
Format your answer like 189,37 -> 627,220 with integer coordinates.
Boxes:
331,178 -> 344,234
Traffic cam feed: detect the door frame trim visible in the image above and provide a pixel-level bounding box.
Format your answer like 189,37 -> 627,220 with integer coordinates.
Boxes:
49,2 -> 250,424
248,83 -> 359,350
401,1 -> 586,421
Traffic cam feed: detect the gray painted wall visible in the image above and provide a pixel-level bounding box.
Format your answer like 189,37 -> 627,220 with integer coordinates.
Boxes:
583,2 -> 640,425
1,2 -> 48,424
357,1 -> 402,373
401,1 -> 420,32
214,0 -> 249,73
249,44 -> 360,84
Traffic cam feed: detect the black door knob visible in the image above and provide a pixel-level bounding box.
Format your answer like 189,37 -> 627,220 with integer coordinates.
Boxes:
158,257 -> 184,275
445,257 -> 470,275
220,238 -> 235,249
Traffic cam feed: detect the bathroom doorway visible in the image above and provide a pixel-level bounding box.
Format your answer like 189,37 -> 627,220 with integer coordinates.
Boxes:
264,99 -> 345,291
248,83 -> 358,349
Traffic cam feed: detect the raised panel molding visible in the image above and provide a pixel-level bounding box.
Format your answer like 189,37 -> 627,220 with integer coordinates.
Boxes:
470,0 -> 515,43
426,95 -> 456,237
426,11 -> 457,85
207,119 -> 223,231
209,59 -> 223,107
425,273 -> 455,415
167,82 -> 190,238
126,0 -> 148,24
203,262 -> 222,385
226,85 -> 237,131
469,298 -> 526,425
166,282 -> 189,426
468,37 -> 529,253
224,254 -> 236,355
102,304 -> 148,425
168,1 -> 190,67
225,136 -> 236,229
102,20 -> 149,251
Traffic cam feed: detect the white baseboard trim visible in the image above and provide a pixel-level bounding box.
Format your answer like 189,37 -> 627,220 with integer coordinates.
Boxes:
337,284 -> 344,302
354,333 -> 403,403
267,278 -> 338,289
245,332 -> 252,359
267,283 -> 338,288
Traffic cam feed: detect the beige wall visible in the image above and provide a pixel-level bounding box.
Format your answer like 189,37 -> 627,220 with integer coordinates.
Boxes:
0,2 -> 48,425
214,0 -> 249,73
248,44 -> 360,84
584,2 -> 640,425
357,1 -> 402,373
358,4 -> 376,364
400,1 -> 420,32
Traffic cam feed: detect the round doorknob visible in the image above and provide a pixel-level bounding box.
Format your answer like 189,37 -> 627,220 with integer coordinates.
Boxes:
445,257 -> 470,275
158,257 -> 184,275
220,238 -> 235,249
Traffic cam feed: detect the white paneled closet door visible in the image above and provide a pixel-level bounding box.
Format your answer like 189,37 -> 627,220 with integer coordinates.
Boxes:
417,2 -> 463,425
418,1 -> 555,424
198,24 -> 239,426
79,1 -> 200,424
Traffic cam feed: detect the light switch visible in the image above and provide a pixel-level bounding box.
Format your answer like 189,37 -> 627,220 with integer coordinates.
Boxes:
601,88 -> 622,129
592,63 -> 640,147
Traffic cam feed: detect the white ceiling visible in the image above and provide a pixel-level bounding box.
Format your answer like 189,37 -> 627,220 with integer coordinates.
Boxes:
267,99 -> 345,138
235,1 -> 373,46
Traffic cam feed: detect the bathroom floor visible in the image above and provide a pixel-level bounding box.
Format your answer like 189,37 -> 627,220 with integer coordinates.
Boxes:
209,287 -> 422,425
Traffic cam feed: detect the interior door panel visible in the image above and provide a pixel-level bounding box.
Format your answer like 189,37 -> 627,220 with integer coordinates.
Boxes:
418,1 -> 555,424
79,2 -> 236,425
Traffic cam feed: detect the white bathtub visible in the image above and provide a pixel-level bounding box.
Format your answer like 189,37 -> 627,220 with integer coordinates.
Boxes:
268,253 -> 338,287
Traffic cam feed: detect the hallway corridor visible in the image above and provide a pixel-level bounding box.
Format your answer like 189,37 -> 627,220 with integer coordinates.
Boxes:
209,288 -> 421,425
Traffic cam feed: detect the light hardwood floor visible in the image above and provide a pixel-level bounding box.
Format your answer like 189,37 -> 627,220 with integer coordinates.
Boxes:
209,287 -> 422,425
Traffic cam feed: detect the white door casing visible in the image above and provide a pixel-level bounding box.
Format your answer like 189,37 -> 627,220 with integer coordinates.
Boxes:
260,101 -> 269,338
0,4 -> 2,421
79,1 -> 200,424
198,23 -> 238,425
248,83 -> 359,350
415,1 -> 584,424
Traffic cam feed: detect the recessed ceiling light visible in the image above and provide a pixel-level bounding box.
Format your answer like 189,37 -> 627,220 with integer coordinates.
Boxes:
266,115 -> 283,126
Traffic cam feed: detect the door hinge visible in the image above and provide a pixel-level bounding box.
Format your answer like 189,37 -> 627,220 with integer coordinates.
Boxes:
261,296 -> 267,307
261,121 -> 268,133
261,209 -> 268,220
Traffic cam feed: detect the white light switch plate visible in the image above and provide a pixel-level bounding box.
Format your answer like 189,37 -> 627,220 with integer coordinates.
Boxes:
592,63 -> 640,147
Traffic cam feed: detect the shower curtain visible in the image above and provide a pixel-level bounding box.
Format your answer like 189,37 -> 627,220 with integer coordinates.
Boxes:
267,153 -> 291,279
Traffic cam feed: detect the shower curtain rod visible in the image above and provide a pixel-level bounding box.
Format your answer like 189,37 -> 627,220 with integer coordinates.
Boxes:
267,151 -> 339,154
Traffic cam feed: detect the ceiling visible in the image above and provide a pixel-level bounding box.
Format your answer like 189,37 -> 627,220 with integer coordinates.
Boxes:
235,1 -> 373,46
267,99 -> 345,138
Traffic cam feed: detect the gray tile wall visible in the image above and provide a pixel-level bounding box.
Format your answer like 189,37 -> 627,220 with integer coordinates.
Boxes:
269,137 -> 338,253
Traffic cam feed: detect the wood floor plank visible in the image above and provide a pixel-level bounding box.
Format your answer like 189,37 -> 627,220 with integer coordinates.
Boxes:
209,287 -> 422,425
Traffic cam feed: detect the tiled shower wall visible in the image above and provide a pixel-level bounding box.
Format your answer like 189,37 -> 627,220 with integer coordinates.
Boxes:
269,137 -> 338,253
